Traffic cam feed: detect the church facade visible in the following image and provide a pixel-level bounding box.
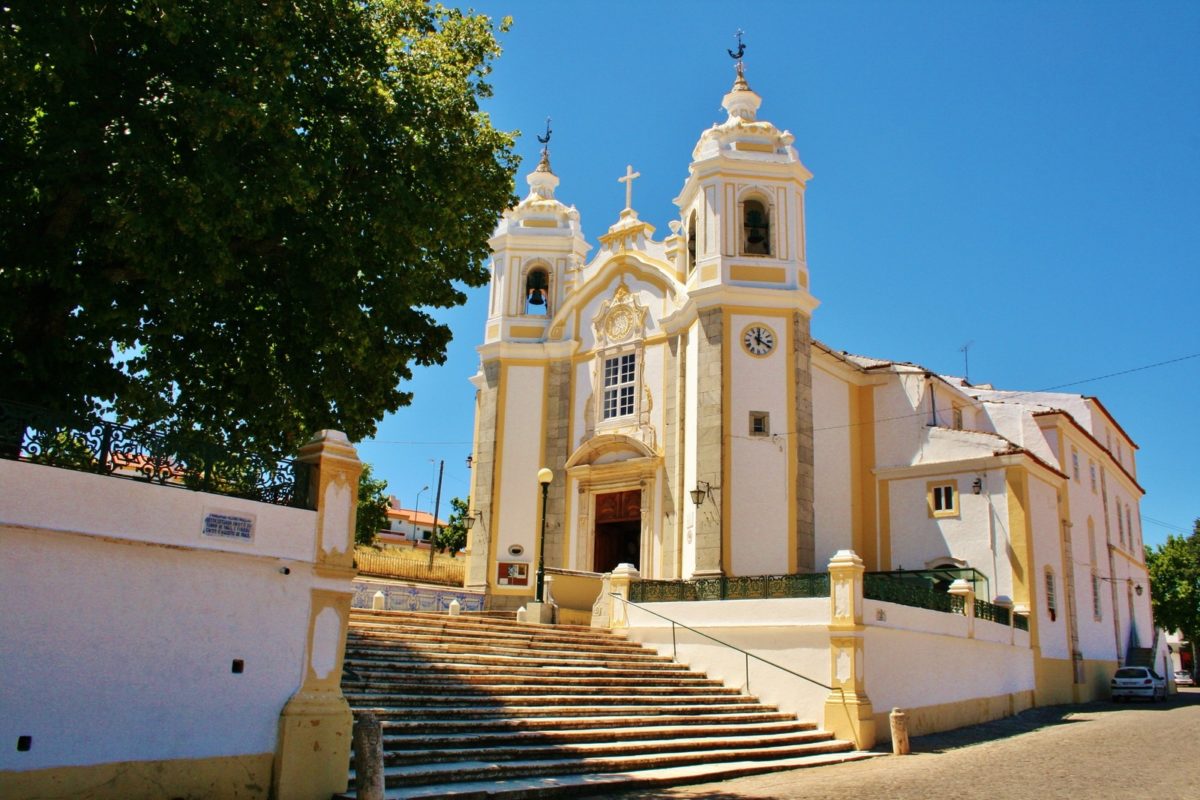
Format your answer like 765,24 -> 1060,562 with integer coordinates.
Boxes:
464,63 -> 1154,699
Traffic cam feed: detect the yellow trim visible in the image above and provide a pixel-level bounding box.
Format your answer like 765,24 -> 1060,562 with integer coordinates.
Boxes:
730,264 -> 787,283
1034,655 -> 1076,706
738,321 -> 778,358
1006,466 -> 1038,643
927,479 -> 961,519
734,141 -> 776,153
872,692 -> 1034,743
509,324 -> 547,339
536,362 -> 550,587
878,479 -> 891,570
701,264 -> 718,281
849,384 -> 877,568
564,360 -> 577,570
486,360 -> 509,593
0,753 -> 274,800
486,324 -> 499,340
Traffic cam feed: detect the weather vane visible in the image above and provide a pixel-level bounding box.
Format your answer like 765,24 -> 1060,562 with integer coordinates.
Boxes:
537,116 -> 552,157
727,29 -> 747,83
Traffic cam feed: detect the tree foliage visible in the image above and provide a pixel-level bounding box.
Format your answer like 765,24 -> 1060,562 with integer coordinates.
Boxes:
355,463 -> 390,548
1145,519 -> 1200,646
0,2 -> 517,456
436,495 -> 469,556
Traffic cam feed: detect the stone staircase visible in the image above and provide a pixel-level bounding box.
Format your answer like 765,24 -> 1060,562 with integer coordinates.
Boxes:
335,609 -> 868,799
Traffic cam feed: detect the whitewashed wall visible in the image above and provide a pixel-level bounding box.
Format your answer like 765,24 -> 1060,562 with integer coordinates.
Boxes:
0,460 -> 323,773
1028,474 -> 1070,659
728,312 -> 790,575
495,364 -> 545,570
811,364 -> 852,567
682,321 -> 700,578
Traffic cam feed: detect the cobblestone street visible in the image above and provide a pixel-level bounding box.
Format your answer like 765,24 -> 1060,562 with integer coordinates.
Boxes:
619,689 -> 1200,799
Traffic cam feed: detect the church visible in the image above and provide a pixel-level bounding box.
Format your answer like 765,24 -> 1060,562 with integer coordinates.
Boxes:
463,56 -> 1154,700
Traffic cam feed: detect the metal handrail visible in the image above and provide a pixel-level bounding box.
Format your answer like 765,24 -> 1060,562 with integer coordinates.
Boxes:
609,593 -> 863,750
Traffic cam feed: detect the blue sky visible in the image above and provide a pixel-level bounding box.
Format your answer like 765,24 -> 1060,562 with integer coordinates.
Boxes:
356,1 -> 1200,549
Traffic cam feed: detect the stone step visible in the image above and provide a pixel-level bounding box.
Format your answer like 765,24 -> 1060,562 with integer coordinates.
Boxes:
334,750 -> 874,799
342,679 -> 738,697
363,738 -> 857,789
377,728 -> 838,765
342,649 -> 685,673
345,638 -> 673,664
349,610 -> 602,637
341,669 -> 724,690
342,691 -> 758,709
347,628 -> 652,655
349,701 -> 777,722
371,709 -> 797,731
375,719 -> 820,751
342,656 -> 699,681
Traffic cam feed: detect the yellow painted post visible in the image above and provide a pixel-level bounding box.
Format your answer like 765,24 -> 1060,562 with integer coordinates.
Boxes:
824,550 -> 875,749
272,430 -> 361,800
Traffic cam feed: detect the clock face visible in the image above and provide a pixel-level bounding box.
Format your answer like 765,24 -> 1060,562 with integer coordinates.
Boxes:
742,324 -> 776,357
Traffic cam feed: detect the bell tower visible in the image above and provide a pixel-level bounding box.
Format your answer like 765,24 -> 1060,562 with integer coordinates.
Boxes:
483,123 -> 590,345
674,42 -> 821,579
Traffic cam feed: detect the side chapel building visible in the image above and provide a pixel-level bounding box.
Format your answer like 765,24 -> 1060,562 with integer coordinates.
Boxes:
464,60 -> 1154,693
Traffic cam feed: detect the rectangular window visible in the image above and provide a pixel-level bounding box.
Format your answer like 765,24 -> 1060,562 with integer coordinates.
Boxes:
1045,569 -> 1057,620
602,352 -> 637,420
749,411 -> 770,437
1116,500 -> 1125,546
1071,448 -> 1080,481
952,406 -> 964,430
928,481 -> 957,518
1089,461 -> 1097,493
1127,507 -> 1135,547
1092,573 -> 1102,620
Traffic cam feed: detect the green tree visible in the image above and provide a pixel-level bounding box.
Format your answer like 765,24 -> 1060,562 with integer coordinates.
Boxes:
355,464 -> 390,547
0,2 -> 517,457
1145,519 -> 1200,647
436,495 -> 469,557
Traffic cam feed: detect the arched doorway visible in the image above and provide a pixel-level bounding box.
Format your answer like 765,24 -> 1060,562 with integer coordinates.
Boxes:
594,489 -> 641,573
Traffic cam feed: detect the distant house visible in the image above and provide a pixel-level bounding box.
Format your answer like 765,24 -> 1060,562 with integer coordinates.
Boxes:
379,496 -> 448,547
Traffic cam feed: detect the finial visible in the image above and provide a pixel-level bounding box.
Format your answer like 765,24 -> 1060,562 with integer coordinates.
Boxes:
617,164 -> 641,212
535,116 -> 553,172
727,29 -> 749,90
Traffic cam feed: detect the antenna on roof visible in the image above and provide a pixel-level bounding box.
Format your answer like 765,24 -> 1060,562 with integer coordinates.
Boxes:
960,341 -> 974,384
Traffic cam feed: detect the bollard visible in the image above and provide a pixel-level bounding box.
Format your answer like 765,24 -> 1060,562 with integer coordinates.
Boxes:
448,598 -> 461,617
371,590 -> 385,611
352,712 -> 385,800
516,606 -> 527,623
889,707 -> 910,755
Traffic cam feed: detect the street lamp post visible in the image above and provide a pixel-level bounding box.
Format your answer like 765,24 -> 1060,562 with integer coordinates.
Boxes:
412,485 -> 429,547
536,467 -> 553,603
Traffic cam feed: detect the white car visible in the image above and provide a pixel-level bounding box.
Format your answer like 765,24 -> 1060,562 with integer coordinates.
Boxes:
1175,670 -> 1195,687
1111,666 -> 1166,701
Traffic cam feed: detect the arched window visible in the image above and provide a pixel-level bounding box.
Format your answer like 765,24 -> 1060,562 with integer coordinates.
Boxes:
524,267 -> 549,315
1044,567 -> 1057,622
686,210 -> 697,274
742,197 -> 771,256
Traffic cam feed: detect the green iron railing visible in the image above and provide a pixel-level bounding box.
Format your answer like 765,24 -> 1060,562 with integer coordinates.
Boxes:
975,597 -> 1011,625
1013,613 -> 1030,632
629,572 -> 830,603
863,572 -> 956,613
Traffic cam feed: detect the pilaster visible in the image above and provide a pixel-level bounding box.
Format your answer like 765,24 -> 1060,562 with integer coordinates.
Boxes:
792,311 -> 815,571
274,430 -> 360,800
694,307 -> 724,576
824,550 -> 875,749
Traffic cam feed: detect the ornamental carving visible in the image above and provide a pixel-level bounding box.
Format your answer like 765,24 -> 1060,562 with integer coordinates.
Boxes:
593,279 -> 649,346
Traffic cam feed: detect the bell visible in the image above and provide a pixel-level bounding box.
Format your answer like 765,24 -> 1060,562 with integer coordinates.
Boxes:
528,289 -> 545,306
747,229 -> 766,245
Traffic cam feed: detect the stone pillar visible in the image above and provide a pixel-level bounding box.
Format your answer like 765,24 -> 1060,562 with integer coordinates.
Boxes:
608,563 -> 641,629
791,311 -> 816,572
693,308 -> 724,577
824,550 -> 875,749
272,430 -> 361,800
949,578 -> 976,639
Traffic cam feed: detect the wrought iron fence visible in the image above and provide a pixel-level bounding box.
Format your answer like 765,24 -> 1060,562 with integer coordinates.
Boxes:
975,598 -> 1011,625
1013,613 -> 1030,632
863,572 -> 955,613
0,399 -> 310,508
629,572 -> 830,603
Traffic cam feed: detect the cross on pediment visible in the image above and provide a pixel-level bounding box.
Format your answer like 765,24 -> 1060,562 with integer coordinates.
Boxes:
618,164 -> 640,211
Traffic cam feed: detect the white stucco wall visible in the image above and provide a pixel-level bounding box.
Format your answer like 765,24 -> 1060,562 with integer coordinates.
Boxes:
682,321 -> 699,578
624,599 -> 831,720
495,364 -> 546,568
728,313 -> 790,575
812,364 -> 852,567
1027,474 -> 1070,659
0,460 -> 324,772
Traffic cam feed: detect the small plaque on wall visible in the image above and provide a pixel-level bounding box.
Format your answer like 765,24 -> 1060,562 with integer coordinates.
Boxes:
202,510 -> 255,542
497,562 -> 529,586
